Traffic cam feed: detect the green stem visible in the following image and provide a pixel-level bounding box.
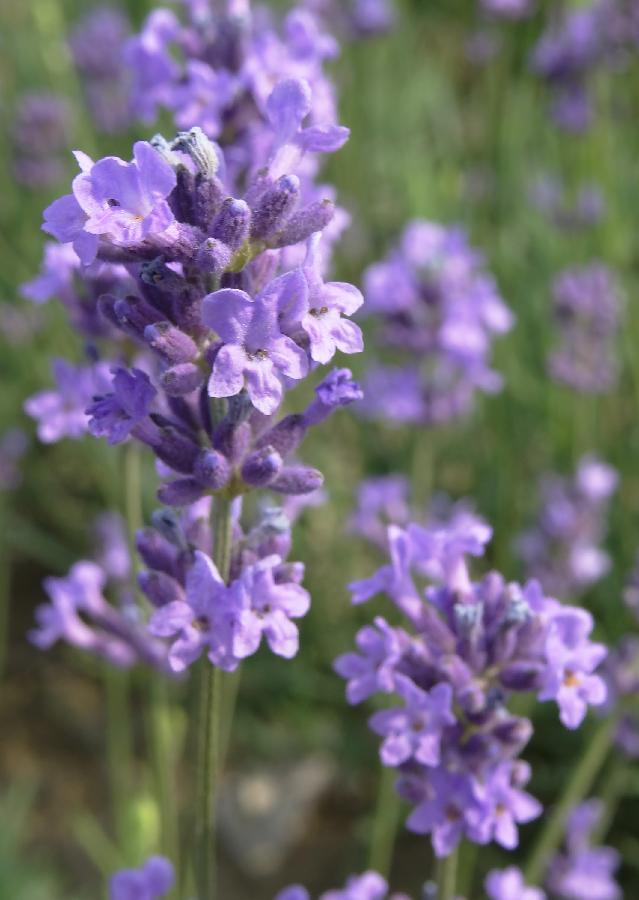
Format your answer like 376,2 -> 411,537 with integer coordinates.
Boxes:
436,847 -> 459,900
368,765 -> 401,879
0,500 -> 10,685
524,716 -> 615,885
194,495 -> 233,899
104,665 -> 132,847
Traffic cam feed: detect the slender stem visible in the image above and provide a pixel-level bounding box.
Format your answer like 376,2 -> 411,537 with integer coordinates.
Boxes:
0,500 -> 10,685
194,495 -> 233,900
368,765 -> 401,879
524,716 -> 615,885
436,846 -> 459,900
104,665 -> 132,847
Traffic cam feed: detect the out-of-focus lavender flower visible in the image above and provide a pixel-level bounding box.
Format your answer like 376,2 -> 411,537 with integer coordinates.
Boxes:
88,367 -> 157,445
70,6 -> 133,133
0,429 -> 29,491
110,855 -> 175,900
546,800 -> 621,900
12,92 -> 72,187
485,866 -> 545,900
275,869 -> 410,899
548,264 -> 621,394
25,359 -> 112,444
348,475 -> 410,549
336,504 -> 608,857
516,456 -> 618,599
30,561 -> 169,672
529,174 -> 605,230
465,29 -> 502,66
93,512 -> 131,584
481,0 -> 535,20
360,220 -> 513,426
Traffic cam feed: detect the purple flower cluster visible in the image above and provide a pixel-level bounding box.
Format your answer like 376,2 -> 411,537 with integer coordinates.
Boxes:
546,800 -> 621,899
359,220 -> 513,426
276,871 -> 409,900
335,509 -> 607,856
485,867 -> 545,900
529,174 -> 605,231
480,0 -> 535,20
110,855 -> 174,900
548,264 -> 621,394
140,497 -> 312,672
531,0 -> 639,131
69,6 -> 133,133
12,92 -> 72,187
516,456 -> 618,599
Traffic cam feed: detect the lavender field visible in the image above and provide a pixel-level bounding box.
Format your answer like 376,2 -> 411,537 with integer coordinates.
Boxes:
1,0 -> 639,897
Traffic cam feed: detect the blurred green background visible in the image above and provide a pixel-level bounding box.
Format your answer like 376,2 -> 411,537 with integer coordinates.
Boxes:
2,0 -> 639,897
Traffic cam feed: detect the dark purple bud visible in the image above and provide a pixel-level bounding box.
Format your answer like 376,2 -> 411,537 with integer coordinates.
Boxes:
270,465 -> 324,495
138,570 -> 185,607
250,174 -> 300,241
161,363 -> 204,397
172,127 -> 220,177
151,508 -> 187,549
153,427 -> 200,474
140,258 -> 188,295
211,198 -> 251,250
271,199 -> 335,248
212,420 -> 252,462
136,527 -> 178,574
144,322 -> 198,364
194,174 -> 225,232
492,716 -> 533,754
171,166 -> 196,224
255,414 -> 307,457
194,449 -> 231,488
113,295 -> 163,340
97,293 -> 121,330
241,446 -> 283,487
157,477 -> 206,506
194,237 -> 232,275
457,681 -> 487,715
146,223 -> 206,265
499,662 -> 544,692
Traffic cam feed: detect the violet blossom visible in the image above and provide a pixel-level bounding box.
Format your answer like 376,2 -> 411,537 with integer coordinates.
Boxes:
110,855 -> 175,900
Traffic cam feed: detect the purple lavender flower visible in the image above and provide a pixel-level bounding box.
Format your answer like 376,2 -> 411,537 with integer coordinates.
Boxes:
337,503 -> 607,857
203,278 -> 309,414
12,92 -> 72,187
43,142 -> 176,265
485,867 -> 545,900
280,233 -> 363,364
481,0 -> 535,19
70,6 -> 133,133
516,455 -> 617,598
369,675 -> 455,767
360,220 -> 513,426
30,561 -> 168,671
548,264 -> 621,394
547,800 -> 621,900
25,359 -> 112,443
109,855 -> 174,900
275,870 -> 409,900
348,475 -> 410,549
88,367 -> 157,445
538,607 -> 607,728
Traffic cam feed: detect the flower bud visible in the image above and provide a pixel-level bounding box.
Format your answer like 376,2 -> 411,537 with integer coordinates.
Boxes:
241,445 -> 283,487
211,198 -> 251,250
151,425 -> 200,474
138,570 -> 185,608
271,199 -> 335,248
499,662 -> 544,692
160,363 -> 204,397
151,508 -> 187,548
157,477 -> 206,506
270,465 -> 324,495
194,237 -> 232,275
255,414 -> 307,457
250,174 -> 300,241
194,449 -> 231,489
172,126 -> 220,177
194,174 -> 225,231
144,322 -> 199,364
492,716 -> 533,754
113,295 -> 163,340
213,419 -> 252,462
136,527 -> 177,573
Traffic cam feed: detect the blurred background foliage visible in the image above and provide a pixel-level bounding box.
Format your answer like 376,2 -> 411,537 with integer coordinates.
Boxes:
2,0 -> 639,897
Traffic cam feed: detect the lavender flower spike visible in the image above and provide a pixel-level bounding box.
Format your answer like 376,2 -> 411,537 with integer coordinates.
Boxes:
485,867 -> 545,900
